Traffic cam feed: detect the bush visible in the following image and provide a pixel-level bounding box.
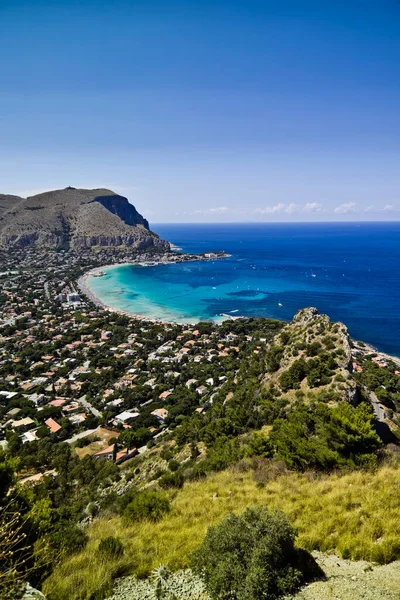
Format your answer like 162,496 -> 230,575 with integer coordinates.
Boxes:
124,490 -> 170,522
266,346 -> 284,372
191,506 -> 321,600
74,435 -> 100,448
270,402 -> 381,471
279,358 -> 308,392
151,468 -> 166,480
159,471 -> 184,489
49,523 -> 88,556
168,459 -> 180,472
251,458 -> 288,484
98,536 -> 124,559
246,433 -> 273,458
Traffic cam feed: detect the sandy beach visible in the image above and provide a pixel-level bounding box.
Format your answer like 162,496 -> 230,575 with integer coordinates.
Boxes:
77,264 -> 200,325
77,265 -> 157,323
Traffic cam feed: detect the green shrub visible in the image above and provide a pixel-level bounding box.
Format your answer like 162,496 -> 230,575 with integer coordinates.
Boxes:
124,490 -> 170,522
74,435 -> 100,448
49,523 -> 88,556
152,469 -> 166,480
266,346 -> 284,372
159,471 -> 184,489
168,459 -> 180,472
98,536 -> 124,559
280,331 -> 290,345
191,506 -> 322,600
270,402 -> 381,471
306,342 -> 321,357
279,358 -> 308,392
246,433 -> 273,458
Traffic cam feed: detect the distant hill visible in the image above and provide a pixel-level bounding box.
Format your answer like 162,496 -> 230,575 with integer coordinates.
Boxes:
0,187 -> 169,251
0,194 -> 25,216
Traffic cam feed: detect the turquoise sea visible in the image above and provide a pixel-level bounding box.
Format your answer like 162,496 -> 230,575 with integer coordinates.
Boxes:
87,223 -> 400,356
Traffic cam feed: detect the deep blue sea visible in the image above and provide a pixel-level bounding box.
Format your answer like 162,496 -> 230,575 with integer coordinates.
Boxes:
87,223 -> 400,356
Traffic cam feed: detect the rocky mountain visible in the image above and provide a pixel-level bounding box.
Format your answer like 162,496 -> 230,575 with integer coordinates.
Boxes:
0,187 -> 169,252
0,194 -> 24,216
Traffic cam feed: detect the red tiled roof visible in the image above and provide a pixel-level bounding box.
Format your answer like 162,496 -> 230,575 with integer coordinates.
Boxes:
45,418 -> 62,433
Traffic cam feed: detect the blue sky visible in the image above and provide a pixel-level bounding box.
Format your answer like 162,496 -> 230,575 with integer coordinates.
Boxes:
1,0 -> 399,222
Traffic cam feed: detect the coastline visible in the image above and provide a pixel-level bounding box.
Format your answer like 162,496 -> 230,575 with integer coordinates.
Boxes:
78,265 -> 400,364
77,264 -> 216,325
77,265 -> 162,324
76,250 -> 232,325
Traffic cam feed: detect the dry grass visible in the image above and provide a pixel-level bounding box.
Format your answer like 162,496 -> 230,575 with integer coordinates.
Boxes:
43,463 -> 400,600
75,428 -> 119,459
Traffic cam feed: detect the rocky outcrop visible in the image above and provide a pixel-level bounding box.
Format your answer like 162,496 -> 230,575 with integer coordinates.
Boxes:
22,583 -> 47,599
0,187 -> 168,252
266,307 -> 359,404
91,194 -> 149,229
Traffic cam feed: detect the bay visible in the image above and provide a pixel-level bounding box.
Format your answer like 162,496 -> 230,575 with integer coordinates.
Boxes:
87,223 -> 400,356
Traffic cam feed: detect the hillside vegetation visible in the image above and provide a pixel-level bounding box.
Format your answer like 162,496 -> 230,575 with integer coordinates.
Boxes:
265,307 -> 357,403
3,306 -> 400,600
43,460 -> 400,600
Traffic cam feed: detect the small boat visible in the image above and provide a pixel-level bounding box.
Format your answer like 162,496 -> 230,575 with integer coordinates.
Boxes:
278,303 -> 283,307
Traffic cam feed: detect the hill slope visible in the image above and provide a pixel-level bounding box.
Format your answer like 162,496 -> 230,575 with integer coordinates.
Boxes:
265,307 -> 358,403
43,463 -> 400,599
0,187 -> 169,251
0,193 -> 24,216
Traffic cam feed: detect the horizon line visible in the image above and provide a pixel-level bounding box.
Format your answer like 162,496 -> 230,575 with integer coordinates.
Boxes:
151,220 -> 400,225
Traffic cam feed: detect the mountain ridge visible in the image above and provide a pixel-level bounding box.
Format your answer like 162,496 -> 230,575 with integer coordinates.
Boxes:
0,187 -> 168,252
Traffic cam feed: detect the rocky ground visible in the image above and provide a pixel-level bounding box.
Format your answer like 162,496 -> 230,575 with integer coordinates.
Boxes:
285,553 -> 400,600
104,553 -> 400,600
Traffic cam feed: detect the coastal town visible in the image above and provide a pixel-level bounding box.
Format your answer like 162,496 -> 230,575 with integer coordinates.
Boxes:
1,246 -> 399,486
0,246 -> 264,482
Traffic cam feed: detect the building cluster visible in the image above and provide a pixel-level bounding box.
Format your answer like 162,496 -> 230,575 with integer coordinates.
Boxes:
0,248 -> 253,476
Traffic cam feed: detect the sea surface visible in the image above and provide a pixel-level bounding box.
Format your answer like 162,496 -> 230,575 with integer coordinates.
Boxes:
87,223 -> 400,356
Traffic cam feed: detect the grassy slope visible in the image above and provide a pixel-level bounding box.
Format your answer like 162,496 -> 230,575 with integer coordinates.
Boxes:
43,463 -> 400,600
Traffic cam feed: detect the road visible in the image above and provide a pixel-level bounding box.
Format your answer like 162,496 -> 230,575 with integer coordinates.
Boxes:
369,391 -> 387,422
65,427 -> 99,444
77,395 -> 102,418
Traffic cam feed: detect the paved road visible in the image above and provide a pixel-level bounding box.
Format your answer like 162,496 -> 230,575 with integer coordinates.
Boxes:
369,391 -> 387,422
78,395 -> 102,418
65,427 -> 99,444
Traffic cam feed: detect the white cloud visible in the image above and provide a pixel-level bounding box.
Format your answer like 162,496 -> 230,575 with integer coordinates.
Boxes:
334,202 -> 356,214
285,203 -> 298,214
382,204 -> 394,212
304,202 -> 322,213
208,206 -> 229,213
254,202 -> 324,216
191,206 -> 230,216
254,203 -> 287,215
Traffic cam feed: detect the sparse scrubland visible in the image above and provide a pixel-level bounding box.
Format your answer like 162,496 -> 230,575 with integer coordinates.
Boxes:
43,459 -> 400,600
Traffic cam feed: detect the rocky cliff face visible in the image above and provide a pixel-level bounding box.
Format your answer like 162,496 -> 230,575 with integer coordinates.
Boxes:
0,187 -> 168,252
